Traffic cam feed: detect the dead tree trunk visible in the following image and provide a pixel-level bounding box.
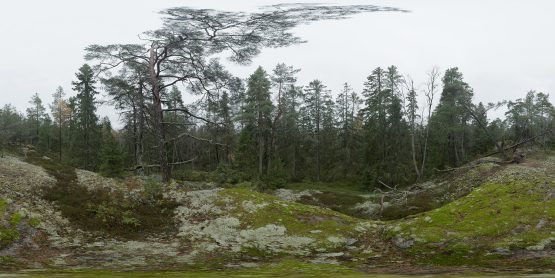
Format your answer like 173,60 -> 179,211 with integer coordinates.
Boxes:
484,130 -> 552,158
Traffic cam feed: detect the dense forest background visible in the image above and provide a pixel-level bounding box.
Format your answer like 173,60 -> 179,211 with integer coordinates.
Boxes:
2,63 -> 553,189
1,5 -> 554,190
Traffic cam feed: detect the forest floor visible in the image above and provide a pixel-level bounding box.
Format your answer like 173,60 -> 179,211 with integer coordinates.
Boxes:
0,148 -> 553,274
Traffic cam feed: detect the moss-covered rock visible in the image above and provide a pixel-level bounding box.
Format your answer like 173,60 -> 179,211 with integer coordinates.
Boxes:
387,161 -> 555,267
171,187 -> 377,261
2,151 -> 555,272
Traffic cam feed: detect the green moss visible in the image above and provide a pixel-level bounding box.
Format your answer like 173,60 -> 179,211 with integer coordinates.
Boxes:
6,260 -> 365,277
0,227 -> 19,248
389,163 -> 555,266
0,199 -> 6,216
241,259 -> 362,276
0,256 -> 20,270
28,217 -> 41,228
285,181 -> 368,195
9,212 -> 23,226
220,188 -> 358,241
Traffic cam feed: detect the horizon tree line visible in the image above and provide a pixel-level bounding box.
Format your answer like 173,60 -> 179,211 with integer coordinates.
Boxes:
1,63 -> 554,189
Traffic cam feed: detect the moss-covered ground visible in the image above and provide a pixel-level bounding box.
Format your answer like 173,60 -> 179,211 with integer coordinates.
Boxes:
1,148 -> 554,273
222,188 -> 358,236
386,158 -> 555,268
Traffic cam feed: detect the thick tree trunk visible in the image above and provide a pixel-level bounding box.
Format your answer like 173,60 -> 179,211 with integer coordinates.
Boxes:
149,47 -> 171,183
267,83 -> 284,176
258,135 -> 264,176
137,80 -> 145,167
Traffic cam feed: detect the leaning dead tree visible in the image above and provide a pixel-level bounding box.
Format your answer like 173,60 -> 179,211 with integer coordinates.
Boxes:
434,130 -> 553,173
463,102 -> 508,160
85,4 -> 406,182
483,129 -> 552,158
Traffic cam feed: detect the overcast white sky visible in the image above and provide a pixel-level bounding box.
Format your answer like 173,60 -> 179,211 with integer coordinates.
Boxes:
1,0 -> 554,126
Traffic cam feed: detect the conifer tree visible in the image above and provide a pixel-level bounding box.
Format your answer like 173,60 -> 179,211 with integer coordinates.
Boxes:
72,64 -> 101,170
26,93 -> 46,146
239,67 -> 273,177
99,117 -> 125,177
430,67 -> 474,168
50,86 -> 71,161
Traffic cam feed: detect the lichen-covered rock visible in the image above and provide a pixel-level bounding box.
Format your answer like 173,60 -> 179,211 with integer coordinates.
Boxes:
392,236 -> 414,249
526,237 -> 555,251
274,189 -> 320,202
0,156 -> 56,196
0,156 -> 83,254
353,201 -> 383,216
170,187 -> 363,257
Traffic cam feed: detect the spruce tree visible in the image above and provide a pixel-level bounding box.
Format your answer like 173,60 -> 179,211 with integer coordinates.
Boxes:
430,67 -> 474,168
72,64 -> 101,170
26,93 -> 46,146
239,67 -> 273,177
99,117 -> 125,177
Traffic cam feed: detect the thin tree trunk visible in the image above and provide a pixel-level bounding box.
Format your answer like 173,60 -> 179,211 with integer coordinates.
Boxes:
420,124 -> 431,177
59,124 -> 62,161
316,89 -> 321,182
411,127 -> 420,179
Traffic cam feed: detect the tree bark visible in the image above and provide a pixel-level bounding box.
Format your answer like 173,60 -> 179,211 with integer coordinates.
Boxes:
411,127 -> 420,179
267,82 -> 284,176
149,46 -> 171,182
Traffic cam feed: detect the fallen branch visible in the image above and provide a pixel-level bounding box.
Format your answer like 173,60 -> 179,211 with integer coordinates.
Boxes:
128,157 -> 197,171
163,108 -> 225,126
377,179 -> 397,191
161,121 -> 197,126
434,164 -> 479,173
165,132 -> 226,146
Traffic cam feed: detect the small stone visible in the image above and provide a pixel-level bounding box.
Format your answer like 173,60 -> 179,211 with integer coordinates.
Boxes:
393,236 -> 414,249
319,252 -> 344,258
345,238 -> 358,245
240,262 -> 259,268
536,219 -> 547,230
511,224 -> 530,235
526,237 -> 555,251
424,216 -> 432,223
362,248 -> 373,254
490,247 -> 511,256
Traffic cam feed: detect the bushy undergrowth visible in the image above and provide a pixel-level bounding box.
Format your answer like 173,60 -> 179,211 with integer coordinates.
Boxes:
27,155 -> 177,238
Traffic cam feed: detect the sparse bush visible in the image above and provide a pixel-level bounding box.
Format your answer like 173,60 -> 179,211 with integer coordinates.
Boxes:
143,177 -> 163,198
98,142 -> 125,178
173,169 -> 209,182
0,228 -> 19,248
121,210 -> 141,227
210,163 -> 247,184
28,217 -> 40,228
9,212 -> 23,226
